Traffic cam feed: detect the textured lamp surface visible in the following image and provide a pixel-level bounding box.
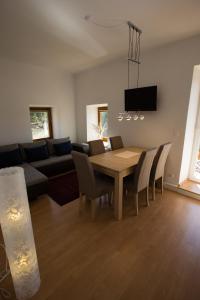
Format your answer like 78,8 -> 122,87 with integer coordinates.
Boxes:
0,167 -> 40,300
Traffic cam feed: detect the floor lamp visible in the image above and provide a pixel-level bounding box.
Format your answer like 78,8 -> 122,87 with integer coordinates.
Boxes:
0,167 -> 40,300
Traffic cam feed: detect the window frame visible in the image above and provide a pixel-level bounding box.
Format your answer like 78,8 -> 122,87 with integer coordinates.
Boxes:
97,106 -> 108,141
29,107 -> 53,141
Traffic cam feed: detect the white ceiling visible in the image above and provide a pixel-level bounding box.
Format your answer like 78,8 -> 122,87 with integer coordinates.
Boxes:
0,0 -> 200,73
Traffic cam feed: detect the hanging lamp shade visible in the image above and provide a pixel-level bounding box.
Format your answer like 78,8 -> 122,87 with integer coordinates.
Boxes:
0,167 -> 40,300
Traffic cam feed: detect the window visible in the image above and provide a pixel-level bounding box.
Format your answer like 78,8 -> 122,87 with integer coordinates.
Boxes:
98,106 -> 108,140
29,107 -> 53,140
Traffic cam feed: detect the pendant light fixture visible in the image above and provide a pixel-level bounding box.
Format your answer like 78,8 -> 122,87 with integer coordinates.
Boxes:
84,16 -> 143,121
116,21 -> 144,121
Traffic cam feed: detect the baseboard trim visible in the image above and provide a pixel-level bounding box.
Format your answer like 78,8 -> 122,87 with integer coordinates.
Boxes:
164,182 -> 200,200
164,182 -> 178,191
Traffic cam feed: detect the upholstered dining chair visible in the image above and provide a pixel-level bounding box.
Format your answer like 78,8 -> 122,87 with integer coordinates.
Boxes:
72,151 -> 114,220
150,142 -> 172,200
124,148 -> 157,215
88,139 -> 105,156
110,136 -> 124,150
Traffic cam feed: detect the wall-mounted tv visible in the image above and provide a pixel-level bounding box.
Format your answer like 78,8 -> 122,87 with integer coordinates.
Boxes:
125,86 -> 157,111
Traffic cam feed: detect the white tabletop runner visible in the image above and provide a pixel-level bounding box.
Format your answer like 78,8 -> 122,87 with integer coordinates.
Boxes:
114,151 -> 139,159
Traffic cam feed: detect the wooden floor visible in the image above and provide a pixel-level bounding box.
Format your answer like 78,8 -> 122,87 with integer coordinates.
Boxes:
4,190 -> 200,300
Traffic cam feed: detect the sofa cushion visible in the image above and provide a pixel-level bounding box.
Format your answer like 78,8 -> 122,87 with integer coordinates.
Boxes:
30,154 -> 74,177
24,145 -> 49,162
0,144 -> 23,168
0,144 -> 19,152
20,141 -> 47,161
21,163 -> 48,187
30,154 -> 72,167
47,137 -> 70,155
72,142 -> 89,155
54,141 -> 72,156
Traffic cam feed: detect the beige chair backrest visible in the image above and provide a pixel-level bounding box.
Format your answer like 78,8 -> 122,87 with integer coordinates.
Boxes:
133,149 -> 157,193
151,143 -> 172,181
72,151 -> 96,197
110,136 -> 124,150
88,140 -> 105,156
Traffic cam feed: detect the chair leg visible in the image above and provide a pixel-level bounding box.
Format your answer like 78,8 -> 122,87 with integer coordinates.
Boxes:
146,188 -> 150,207
106,193 -> 109,205
109,192 -> 113,207
135,193 -> 139,216
125,188 -> 128,200
99,196 -> 103,207
79,193 -> 84,214
161,177 -> 164,196
152,181 -> 156,201
91,198 -> 97,221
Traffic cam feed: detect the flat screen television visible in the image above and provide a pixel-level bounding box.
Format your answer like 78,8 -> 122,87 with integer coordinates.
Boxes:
125,86 -> 157,111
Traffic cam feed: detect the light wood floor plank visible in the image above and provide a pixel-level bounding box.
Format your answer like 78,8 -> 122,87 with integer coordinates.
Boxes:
3,190 -> 200,300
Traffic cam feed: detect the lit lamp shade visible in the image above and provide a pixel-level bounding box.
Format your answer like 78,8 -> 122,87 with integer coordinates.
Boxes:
0,167 -> 40,300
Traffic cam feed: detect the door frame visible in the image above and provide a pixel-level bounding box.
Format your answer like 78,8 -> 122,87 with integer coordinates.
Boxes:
189,106 -> 200,182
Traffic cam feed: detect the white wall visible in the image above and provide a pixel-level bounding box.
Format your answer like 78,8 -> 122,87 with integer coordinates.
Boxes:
75,35 -> 200,186
0,58 -> 76,145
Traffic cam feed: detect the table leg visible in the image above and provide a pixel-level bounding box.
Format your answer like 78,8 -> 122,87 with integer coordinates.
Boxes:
114,173 -> 123,221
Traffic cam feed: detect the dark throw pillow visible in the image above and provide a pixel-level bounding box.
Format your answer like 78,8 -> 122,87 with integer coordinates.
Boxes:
0,148 -> 23,169
25,145 -> 49,162
54,141 -> 72,156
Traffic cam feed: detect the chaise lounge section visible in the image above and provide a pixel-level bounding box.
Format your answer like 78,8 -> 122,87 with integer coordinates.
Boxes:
21,163 -> 48,200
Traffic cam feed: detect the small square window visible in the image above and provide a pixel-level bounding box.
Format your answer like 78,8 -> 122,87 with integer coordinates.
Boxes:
98,106 -> 108,141
30,107 -> 53,140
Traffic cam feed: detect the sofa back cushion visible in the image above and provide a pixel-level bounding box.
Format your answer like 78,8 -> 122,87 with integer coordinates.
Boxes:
24,144 -> 49,162
54,141 -> 72,156
47,137 -> 70,155
0,144 -> 23,168
20,141 -> 48,161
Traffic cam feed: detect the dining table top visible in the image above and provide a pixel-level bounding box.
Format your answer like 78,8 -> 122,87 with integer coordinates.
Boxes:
89,147 -> 145,173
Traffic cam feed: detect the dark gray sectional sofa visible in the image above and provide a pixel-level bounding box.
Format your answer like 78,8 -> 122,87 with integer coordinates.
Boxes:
0,138 -> 89,200
21,163 -> 48,200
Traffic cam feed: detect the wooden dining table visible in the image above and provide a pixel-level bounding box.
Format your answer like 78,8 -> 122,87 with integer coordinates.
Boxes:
89,147 -> 144,220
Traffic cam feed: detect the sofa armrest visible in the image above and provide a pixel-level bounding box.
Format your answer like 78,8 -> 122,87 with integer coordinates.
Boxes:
72,143 -> 89,155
